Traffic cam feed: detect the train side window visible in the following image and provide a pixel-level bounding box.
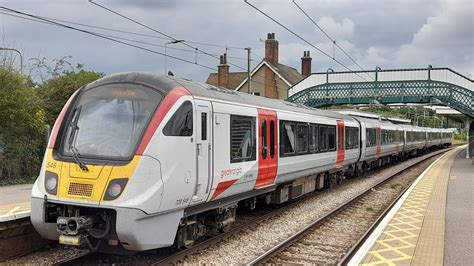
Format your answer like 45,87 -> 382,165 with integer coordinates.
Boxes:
296,123 -> 309,154
309,124 -> 318,152
319,125 -> 327,151
163,101 -> 193,136
230,115 -> 256,163
328,126 -> 336,151
270,120 -> 275,158
280,121 -> 296,156
346,127 -> 359,149
201,113 -> 207,140
262,119 -> 267,159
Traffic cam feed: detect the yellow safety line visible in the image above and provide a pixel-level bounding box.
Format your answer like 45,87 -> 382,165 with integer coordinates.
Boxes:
7,206 -> 20,214
359,147 -> 462,265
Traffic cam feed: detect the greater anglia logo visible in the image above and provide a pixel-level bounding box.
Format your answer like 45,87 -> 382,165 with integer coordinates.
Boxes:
220,167 -> 243,178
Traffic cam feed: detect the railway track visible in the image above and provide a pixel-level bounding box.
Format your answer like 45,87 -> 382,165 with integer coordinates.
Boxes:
6,147 -> 451,265
247,148 -> 448,265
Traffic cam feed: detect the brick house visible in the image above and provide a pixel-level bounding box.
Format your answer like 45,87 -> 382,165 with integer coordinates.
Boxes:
206,33 -> 312,100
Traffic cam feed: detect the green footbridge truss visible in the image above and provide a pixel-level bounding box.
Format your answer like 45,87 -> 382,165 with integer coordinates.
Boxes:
288,67 -> 473,118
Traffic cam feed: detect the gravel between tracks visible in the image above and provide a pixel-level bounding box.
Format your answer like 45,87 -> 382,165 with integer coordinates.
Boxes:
269,157 -> 437,264
6,150 -> 444,265
180,153 -> 442,265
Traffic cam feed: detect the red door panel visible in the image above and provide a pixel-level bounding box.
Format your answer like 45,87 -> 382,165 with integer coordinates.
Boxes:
336,120 -> 345,168
255,109 -> 278,189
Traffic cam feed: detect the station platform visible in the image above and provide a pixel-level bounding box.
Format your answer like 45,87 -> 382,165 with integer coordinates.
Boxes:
349,145 -> 472,265
0,184 -> 32,222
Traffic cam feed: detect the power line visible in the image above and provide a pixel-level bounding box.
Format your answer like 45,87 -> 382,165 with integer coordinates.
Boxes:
0,8 -> 268,88
19,12 -> 247,50
244,0 -> 369,82
88,0 -> 268,83
0,7 -> 215,71
292,0 -> 373,80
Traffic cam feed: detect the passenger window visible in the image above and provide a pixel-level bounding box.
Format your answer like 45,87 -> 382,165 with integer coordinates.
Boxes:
280,121 -> 296,156
201,113 -> 207,140
230,115 -> 256,163
270,120 -> 275,158
319,126 -> 327,151
163,101 -> 193,136
328,126 -> 336,151
262,119 -> 267,159
296,124 -> 309,154
309,125 -> 318,152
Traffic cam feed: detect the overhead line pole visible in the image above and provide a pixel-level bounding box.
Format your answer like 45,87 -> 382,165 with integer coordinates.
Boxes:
245,47 -> 251,94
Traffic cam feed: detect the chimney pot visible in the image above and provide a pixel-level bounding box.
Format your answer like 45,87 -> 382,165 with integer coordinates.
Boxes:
301,50 -> 312,76
265,32 -> 279,65
218,53 -> 229,88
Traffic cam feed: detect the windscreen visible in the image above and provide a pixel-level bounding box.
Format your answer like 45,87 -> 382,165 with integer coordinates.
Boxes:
60,83 -> 163,160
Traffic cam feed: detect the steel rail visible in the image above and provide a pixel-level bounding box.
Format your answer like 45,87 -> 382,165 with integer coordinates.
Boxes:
247,147 -> 451,265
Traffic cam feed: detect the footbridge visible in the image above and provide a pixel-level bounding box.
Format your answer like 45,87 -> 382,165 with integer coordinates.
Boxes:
288,67 -> 473,158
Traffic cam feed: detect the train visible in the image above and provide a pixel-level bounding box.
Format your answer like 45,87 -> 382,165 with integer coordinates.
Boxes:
30,72 -> 452,252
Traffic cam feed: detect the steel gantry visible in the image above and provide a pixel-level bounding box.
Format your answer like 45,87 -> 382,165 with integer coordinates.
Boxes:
288,66 -> 474,157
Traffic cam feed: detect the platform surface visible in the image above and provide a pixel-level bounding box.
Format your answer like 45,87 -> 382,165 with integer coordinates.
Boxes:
444,148 -> 473,265
349,145 -> 469,265
0,183 -> 33,222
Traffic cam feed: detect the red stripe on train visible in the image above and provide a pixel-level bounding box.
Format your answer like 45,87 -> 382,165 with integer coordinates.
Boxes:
136,86 -> 191,155
211,179 -> 238,200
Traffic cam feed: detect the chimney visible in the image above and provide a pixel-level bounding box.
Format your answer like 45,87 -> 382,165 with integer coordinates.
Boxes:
218,53 -> 229,88
301,51 -> 312,76
265,33 -> 278,65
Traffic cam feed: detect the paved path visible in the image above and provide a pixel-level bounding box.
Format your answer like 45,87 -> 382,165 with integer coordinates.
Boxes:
0,183 -> 33,221
445,149 -> 473,265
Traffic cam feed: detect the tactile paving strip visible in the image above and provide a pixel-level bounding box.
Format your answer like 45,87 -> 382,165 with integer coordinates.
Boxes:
360,147 -> 461,265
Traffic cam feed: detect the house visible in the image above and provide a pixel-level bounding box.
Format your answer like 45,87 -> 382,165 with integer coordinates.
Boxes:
205,33 -> 312,100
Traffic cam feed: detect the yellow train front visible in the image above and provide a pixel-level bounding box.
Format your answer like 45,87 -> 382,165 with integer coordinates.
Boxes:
31,73 -> 193,252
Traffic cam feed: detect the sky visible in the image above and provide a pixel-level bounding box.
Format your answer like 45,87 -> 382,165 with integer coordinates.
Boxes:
0,0 -> 473,83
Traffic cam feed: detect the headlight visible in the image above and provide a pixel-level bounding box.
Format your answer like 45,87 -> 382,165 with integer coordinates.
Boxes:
103,178 -> 128,201
44,171 -> 58,195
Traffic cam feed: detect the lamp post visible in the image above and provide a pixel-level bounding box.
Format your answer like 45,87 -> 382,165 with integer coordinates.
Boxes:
164,40 -> 184,75
0,47 -> 23,74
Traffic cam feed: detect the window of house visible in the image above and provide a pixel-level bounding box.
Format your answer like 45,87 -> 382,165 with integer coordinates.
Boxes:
280,121 -> 296,156
296,123 -> 309,154
163,101 -> 193,136
230,115 -> 256,163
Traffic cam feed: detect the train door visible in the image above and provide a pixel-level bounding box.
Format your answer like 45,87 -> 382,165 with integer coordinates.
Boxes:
193,100 -> 212,203
336,120 -> 345,168
255,109 -> 278,189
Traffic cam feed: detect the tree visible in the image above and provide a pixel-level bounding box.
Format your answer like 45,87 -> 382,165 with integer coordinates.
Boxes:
0,68 -> 47,181
37,65 -> 103,125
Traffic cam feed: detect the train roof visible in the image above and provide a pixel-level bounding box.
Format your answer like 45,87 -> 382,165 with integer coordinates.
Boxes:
88,72 -> 355,121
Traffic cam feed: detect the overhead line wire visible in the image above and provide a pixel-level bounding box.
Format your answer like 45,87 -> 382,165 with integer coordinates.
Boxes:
292,0 -> 373,80
0,7 -> 215,71
88,0 -> 268,86
244,0 -> 369,82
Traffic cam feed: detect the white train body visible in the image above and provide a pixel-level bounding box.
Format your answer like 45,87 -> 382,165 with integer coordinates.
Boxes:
31,73 -> 452,252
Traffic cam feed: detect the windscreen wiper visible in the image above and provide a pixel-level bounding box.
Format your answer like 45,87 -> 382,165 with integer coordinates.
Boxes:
68,107 -> 89,171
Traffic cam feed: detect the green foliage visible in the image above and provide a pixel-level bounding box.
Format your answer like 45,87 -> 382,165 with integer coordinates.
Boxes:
0,57 -> 103,185
0,68 -> 47,181
37,66 -> 103,125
